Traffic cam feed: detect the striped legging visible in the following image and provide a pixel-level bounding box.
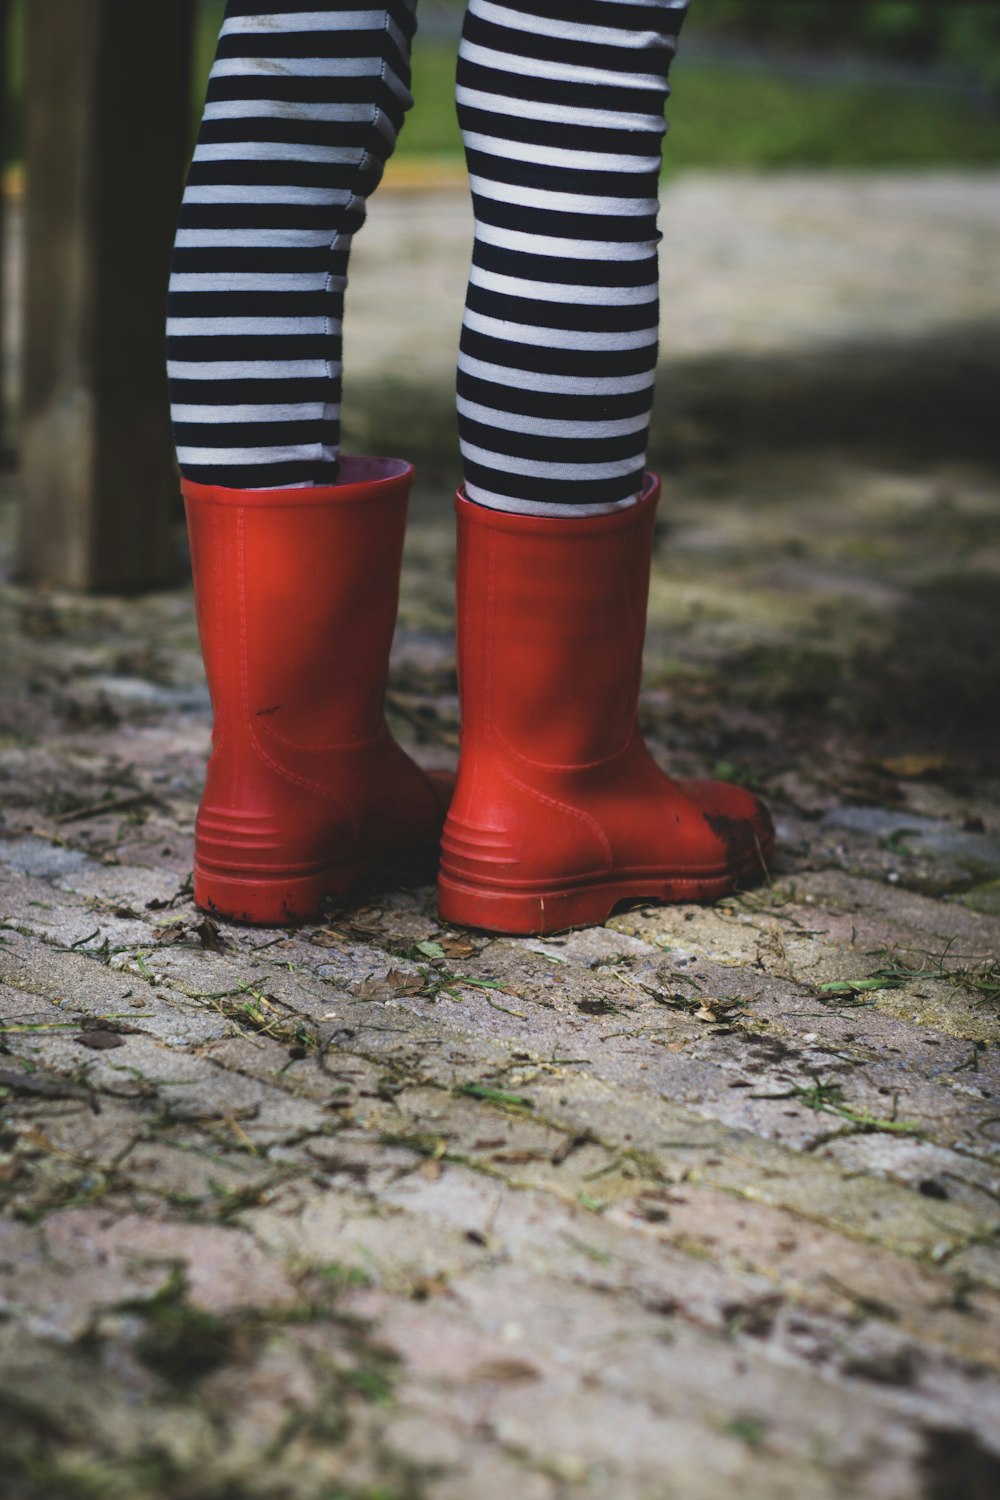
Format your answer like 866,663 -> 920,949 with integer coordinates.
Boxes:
168,0 -> 689,515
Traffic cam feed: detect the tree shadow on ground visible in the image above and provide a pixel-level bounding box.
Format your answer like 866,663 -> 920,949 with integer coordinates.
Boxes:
353,320 -> 1000,758
345,318 -> 1000,487
724,573 -> 1000,756
649,320 -> 1000,476
853,573 -> 1000,746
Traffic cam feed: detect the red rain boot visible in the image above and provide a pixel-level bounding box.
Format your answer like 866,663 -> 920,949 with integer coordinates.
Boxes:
438,473 -> 773,936
183,457 -> 451,925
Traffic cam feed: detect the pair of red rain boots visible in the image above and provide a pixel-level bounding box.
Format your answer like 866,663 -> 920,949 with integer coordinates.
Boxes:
183,458 -> 772,934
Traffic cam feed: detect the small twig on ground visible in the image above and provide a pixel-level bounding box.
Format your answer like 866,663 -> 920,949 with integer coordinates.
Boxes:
54,790 -> 156,824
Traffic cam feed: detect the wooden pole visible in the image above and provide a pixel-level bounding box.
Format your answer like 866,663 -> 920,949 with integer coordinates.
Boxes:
0,0 -> 10,460
19,0 -> 194,591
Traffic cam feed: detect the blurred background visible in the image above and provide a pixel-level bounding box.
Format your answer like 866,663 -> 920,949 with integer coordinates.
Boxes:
2,0 -> 999,576
0,0 -> 998,769
359,0 -> 1000,168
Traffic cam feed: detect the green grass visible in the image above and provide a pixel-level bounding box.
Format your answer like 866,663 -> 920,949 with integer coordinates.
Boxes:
399,40 -> 1000,169
667,60 -> 1000,168
6,7 -> 999,173
397,35 -> 460,160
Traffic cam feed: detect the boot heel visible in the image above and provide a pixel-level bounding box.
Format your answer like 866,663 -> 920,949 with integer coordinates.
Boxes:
194,860 -> 369,927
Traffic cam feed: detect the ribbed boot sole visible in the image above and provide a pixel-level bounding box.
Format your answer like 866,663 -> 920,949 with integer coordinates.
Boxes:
194,861 -> 370,926
195,838 -> 445,926
438,856 -> 768,936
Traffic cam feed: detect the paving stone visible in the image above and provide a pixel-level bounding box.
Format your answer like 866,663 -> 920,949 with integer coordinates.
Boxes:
44,1208 -> 296,1316
0,1212 -> 175,1342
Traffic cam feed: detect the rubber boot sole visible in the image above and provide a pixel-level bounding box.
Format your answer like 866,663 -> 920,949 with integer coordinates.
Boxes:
194,860 -> 370,926
195,845 -> 443,927
438,847 -> 770,937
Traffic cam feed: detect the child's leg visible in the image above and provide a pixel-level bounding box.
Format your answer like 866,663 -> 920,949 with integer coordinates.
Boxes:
441,0 -> 774,937
456,0 -> 690,516
169,0 -> 418,490
170,3 -> 454,929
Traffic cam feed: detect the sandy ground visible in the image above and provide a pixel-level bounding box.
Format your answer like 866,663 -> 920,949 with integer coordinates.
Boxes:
1,172 -> 999,1499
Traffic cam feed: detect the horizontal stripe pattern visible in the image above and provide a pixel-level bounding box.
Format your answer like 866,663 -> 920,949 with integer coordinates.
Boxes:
170,0 -> 688,511
169,1 -> 417,487
457,0 -> 688,514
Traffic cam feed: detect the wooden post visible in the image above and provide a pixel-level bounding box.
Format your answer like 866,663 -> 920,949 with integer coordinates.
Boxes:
0,0 -> 10,460
19,0 -> 194,591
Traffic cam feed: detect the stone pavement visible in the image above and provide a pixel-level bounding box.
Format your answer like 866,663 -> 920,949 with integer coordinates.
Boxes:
2,173 -> 999,1499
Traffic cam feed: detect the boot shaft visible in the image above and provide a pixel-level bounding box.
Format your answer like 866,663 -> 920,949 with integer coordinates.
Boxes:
183,457 -> 413,755
454,477 -> 660,769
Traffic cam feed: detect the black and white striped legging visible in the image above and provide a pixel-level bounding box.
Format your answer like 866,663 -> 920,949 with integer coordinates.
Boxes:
168,0 -> 688,515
